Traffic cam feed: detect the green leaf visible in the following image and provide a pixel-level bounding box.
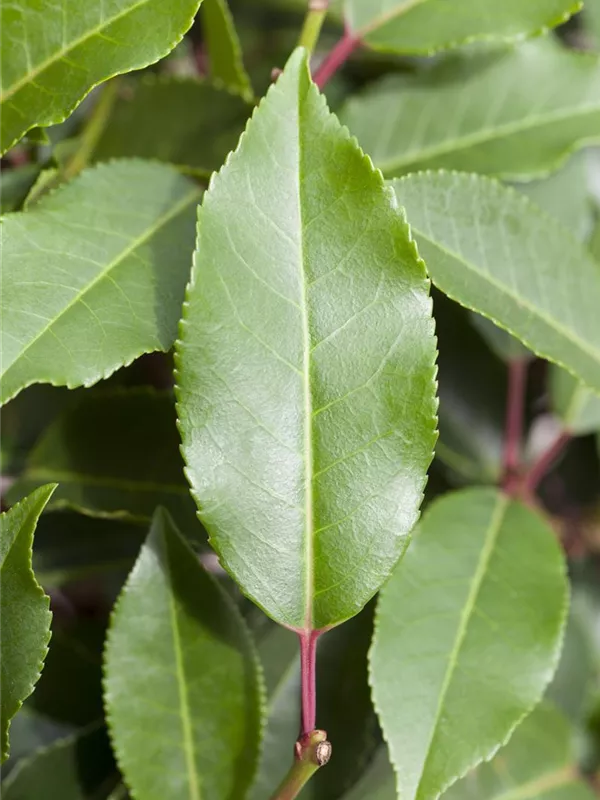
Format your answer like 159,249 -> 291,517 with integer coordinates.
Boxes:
0,0 -> 204,153
0,485 -> 56,762
394,171 -> 600,394
0,160 -> 201,406
104,508 -> 263,799
443,702 -> 595,800
0,165 -> 40,213
175,48 -> 438,631
550,365 -> 600,435
201,0 -> 253,100
345,0 -> 580,54
370,487 -> 568,800
1,709 -> 74,778
1,724 -> 116,800
250,603 -> 378,799
93,76 -> 250,176
469,315 -> 532,363
342,749 -> 396,800
340,42 -> 600,179
6,388 -> 199,531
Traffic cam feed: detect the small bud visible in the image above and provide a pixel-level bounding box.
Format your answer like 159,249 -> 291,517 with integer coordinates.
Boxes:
315,740 -> 332,766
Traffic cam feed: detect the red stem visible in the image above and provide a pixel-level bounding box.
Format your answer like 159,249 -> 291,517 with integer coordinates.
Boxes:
298,630 -> 321,733
523,431 -> 572,495
313,30 -> 361,88
501,359 -> 528,493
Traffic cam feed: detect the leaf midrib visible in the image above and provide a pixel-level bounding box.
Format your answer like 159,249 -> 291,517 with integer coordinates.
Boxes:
2,186 -> 200,379
415,492 -> 508,796
1,0 -> 154,102
408,214 -> 600,367
377,101 -> 600,173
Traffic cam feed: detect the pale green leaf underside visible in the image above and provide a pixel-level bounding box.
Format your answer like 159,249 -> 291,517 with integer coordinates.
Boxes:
175,48 -> 438,631
104,509 -> 262,800
6,388 -> 199,530
340,42 -> 600,180
549,364 -> 600,435
0,484 -> 56,762
394,171 -> 600,394
202,0 -> 253,100
346,0 -> 580,54
444,702 -> 595,800
0,0 -> 203,153
0,160 -> 201,406
370,487 -> 568,800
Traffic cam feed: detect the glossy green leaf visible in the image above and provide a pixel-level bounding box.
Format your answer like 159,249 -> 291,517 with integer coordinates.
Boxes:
0,0 -> 203,153
443,702 -> 596,800
250,604 -> 377,799
202,0 -> 253,100
550,365 -> 600,435
370,488 -> 568,800
0,485 -> 56,762
175,48 -> 438,631
341,42 -> 600,179
345,0 -> 579,54
104,508 -> 263,799
7,388 -> 199,530
2,724 -> 116,800
0,160 -> 201,406
394,171 -> 600,394
93,76 -> 249,175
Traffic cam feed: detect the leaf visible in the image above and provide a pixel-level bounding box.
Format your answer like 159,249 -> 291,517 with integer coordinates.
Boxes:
1,708 -> 75,778
344,0 -> 580,54
103,508 -> 263,800
6,388 -> 199,531
370,487 -> 568,800
250,603 -> 378,799
0,160 -> 201,406
93,76 -> 250,175
0,166 -> 40,213
469,315 -> 532,363
201,0 -> 253,100
340,41 -> 600,179
342,749 -> 396,800
443,702 -> 595,800
0,0 -> 204,154
393,171 -> 600,394
1,724 -> 117,800
0,485 -> 56,762
550,365 -> 600,435
175,48 -> 438,631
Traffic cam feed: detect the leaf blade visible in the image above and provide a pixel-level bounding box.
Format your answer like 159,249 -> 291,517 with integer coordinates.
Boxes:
370,487 -> 568,800
201,0 -> 253,100
175,48 -> 438,631
0,485 -> 56,762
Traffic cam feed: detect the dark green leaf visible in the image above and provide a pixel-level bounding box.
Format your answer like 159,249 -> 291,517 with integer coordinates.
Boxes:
202,0 -> 253,100
0,166 -> 40,213
550,365 -> 600,435
394,171 -> 600,393
0,0 -> 204,153
345,0 -> 579,54
342,749 -> 395,800
250,603 -> 378,799
341,42 -> 600,179
443,702 -> 595,800
0,485 -> 56,762
469,315 -> 532,363
1,724 -> 116,800
104,508 -> 263,799
93,76 -> 250,175
7,388 -> 199,531
0,160 -> 201,405
175,48 -> 438,631
370,488 -> 568,800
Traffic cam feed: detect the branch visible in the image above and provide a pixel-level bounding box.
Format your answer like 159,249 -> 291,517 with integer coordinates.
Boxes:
298,1 -> 329,55
313,28 -> 361,88
501,358 -> 529,494
270,730 -> 332,800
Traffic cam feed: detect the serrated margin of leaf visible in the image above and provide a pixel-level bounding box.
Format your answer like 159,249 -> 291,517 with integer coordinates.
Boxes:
174,47 -> 438,630
1,483 -> 57,762
102,507 -> 266,798
202,0 -> 254,101
1,2 -> 205,154
352,2 -> 583,56
394,169 -> 600,395
0,158 -> 201,406
368,488 -> 570,800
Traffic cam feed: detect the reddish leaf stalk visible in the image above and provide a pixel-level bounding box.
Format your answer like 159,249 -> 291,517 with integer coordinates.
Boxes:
501,358 -> 529,493
523,430 -> 572,495
298,630 -> 322,733
313,29 -> 361,88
